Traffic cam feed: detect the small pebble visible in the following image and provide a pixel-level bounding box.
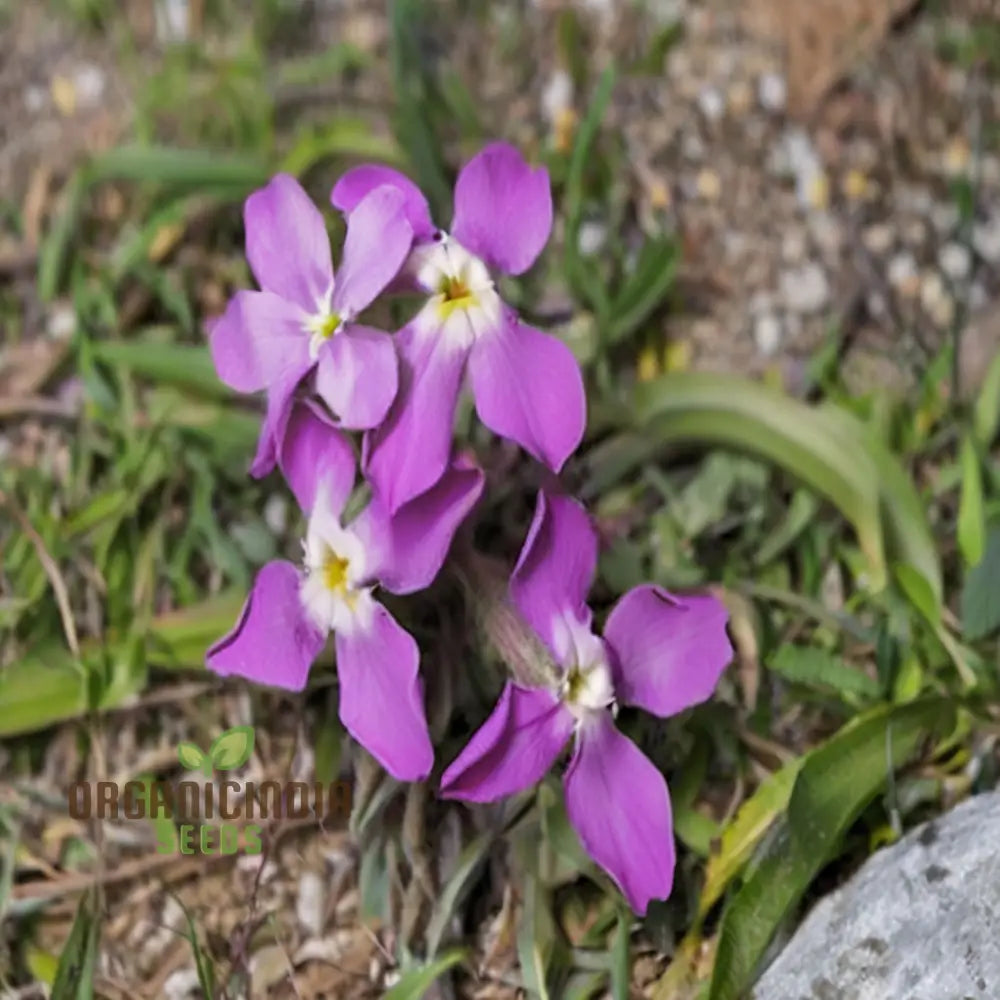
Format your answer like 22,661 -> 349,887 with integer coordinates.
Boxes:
727,80 -> 753,116
931,202 -> 960,235
842,169 -> 870,202
753,313 -> 783,357
888,252 -> 919,296
973,217 -> 1000,265
696,168 -> 722,201
758,72 -> 787,112
863,224 -> 894,255
920,270 -> 955,327
781,230 -> 807,264
296,871 -> 325,937
939,243 -> 972,282
541,69 -> 573,124
697,86 -> 725,123
578,221 -> 607,256
943,137 -> 971,176
780,263 -> 830,314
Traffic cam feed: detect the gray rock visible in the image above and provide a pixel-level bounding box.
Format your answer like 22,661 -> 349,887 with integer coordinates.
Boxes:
753,791 -> 1000,1000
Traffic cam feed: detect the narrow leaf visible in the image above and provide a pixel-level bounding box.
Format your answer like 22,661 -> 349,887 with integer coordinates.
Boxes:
958,435 -> 986,567
51,891 -> 99,1000
769,645 -> 880,703
383,950 -> 467,1000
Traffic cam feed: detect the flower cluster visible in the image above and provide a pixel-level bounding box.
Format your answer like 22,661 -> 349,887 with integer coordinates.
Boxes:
205,142 -> 733,913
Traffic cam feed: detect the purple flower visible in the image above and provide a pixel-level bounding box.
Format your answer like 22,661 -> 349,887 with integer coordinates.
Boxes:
439,491 -> 732,912
206,401 -> 484,781
332,143 -> 587,513
209,174 -> 414,479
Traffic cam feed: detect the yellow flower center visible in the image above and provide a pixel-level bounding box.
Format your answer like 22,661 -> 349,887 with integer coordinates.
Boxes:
312,312 -> 342,341
322,553 -> 351,594
438,274 -> 476,319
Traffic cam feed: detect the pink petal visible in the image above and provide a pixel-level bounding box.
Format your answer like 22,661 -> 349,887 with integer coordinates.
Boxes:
604,586 -> 732,718
206,561 -> 325,691
332,186 -> 414,316
440,683 -> 574,802
209,290 -> 310,393
249,366 -> 304,479
451,142 -> 553,276
510,491 -> 597,665
364,320 -> 470,513
334,603 -> 433,781
331,164 -> 436,240
245,174 -> 333,311
565,715 -> 675,914
356,454 -> 484,595
467,311 -> 585,474
277,400 -> 356,516
315,325 -> 398,430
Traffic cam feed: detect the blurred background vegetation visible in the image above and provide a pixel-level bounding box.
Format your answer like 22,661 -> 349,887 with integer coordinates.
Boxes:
1,0 -> 1000,997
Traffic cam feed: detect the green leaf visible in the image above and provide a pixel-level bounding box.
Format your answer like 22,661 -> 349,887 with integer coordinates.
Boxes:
387,0 -> 451,220
627,373 -> 887,589
208,725 -> 255,770
820,404 -> 942,607
769,644 -> 881,703
961,525 -> 1000,641
383,949 -> 467,1000
0,645 -> 87,737
607,237 -> 678,345
91,340 -> 233,399
177,742 -> 207,772
51,891 -> 99,1000
707,698 -> 955,1000
564,66 -> 616,318
894,563 -> 941,627
697,756 -> 804,920
39,146 -> 269,299
426,831 -> 495,957
975,349 -> 1000,445
610,911 -> 630,1000
958,435 -> 986,567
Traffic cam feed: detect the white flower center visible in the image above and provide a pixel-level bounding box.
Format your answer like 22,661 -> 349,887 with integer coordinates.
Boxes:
558,625 -> 616,720
299,506 -> 374,636
410,235 -> 502,349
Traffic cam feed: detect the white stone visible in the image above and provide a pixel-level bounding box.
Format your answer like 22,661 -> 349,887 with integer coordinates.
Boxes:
753,313 -> 783,357
939,242 -> 972,282
758,72 -> 787,112
577,221 -> 607,256
296,871 -> 325,936
780,263 -> 830,314
887,252 -> 919,291
973,216 -> 1000,265
697,86 -> 725,122
541,70 -> 573,124
753,792 -> 1000,1000
863,224 -> 894,255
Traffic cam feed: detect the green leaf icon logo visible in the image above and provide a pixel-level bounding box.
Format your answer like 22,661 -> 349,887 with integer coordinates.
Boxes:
209,726 -> 255,771
177,741 -> 207,772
